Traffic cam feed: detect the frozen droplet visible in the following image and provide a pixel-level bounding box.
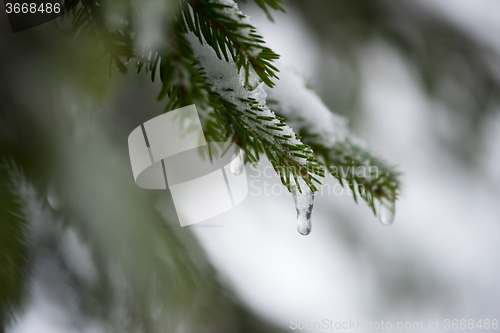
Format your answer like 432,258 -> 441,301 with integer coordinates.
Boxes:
291,179 -> 315,235
46,185 -> 62,210
377,201 -> 395,226
230,148 -> 246,175
239,67 -> 262,91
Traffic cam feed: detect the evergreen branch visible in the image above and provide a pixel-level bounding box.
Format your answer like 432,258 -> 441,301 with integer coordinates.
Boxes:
64,0 -> 398,203
181,0 -> 280,88
272,106 -> 400,213
69,0 -> 136,74
303,134 -> 400,214
0,162 -> 30,327
266,70 -> 401,215
210,96 -> 325,192
150,23 -> 323,191
85,0 -> 127,73
237,0 -> 285,21
67,0 -> 280,86
252,0 -> 285,21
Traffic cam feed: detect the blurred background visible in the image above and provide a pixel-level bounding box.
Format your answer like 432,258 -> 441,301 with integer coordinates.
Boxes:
1,0 -> 500,332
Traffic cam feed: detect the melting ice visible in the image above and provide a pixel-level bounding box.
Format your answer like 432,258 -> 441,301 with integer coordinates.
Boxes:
291,179 -> 315,235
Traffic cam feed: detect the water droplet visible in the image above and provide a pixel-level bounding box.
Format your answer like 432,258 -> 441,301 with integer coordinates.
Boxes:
378,201 -> 395,226
239,67 -> 262,91
291,179 -> 315,235
46,185 -> 62,210
230,148 -> 246,175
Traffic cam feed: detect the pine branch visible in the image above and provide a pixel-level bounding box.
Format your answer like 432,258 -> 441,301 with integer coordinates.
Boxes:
236,0 -> 285,21
303,135 -> 400,214
251,0 -> 285,21
181,0 -> 280,88
0,162 -> 30,327
266,69 -> 400,215
148,23 -> 324,191
69,0 -> 135,74
64,0 -> 400,204
272,107 -> 400,214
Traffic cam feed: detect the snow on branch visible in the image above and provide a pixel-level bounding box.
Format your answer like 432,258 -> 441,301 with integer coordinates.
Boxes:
267,69 -> 400,215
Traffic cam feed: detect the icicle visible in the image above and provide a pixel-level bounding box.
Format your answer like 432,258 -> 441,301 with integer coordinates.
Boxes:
230,148 -> 246,175
377,200 -> 395,226
291,179 -> 315,235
